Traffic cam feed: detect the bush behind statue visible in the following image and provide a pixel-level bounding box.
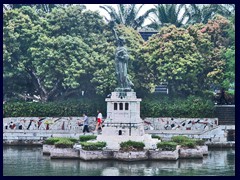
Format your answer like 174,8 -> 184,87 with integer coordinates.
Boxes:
3,96 -> 214,118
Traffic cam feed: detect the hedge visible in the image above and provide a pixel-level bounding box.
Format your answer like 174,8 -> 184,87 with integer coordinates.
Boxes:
120,140 -> 145,151
141,95 -> 215,118
54,138 -> 75,148
43,137 -> 78,145
151,135 -> 162,140
79,135 -> 97,142
157,141 -> 178,151
3,95 -> 215,118
171,136 -> 191,144
3,98 -> 106,117
80,141 -> 106,151
180,140 -> 197,148
43,137 -> 62,145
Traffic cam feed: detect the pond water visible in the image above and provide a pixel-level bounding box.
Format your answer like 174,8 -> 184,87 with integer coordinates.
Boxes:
3,146 -> 235,176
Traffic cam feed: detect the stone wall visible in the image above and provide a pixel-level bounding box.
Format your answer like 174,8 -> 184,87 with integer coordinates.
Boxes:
3,117 -> 235,145
3,117 -> 218,132
143,117 -> 218,132
3,117 -> 96,131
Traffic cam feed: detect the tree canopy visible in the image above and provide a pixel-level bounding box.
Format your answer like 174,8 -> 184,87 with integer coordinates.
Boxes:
3,5 -> 235,101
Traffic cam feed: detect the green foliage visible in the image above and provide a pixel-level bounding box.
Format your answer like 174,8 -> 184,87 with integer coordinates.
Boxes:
181,140 -> 197,148
120,140 -> 145,151
222,46 -> 235,90
79,135 -> 97,142
185,4 -> 235,25
137,16 -> 234,97
44,137 -> 78,145
80,141 -> 106,151
151,135 -> 162,140
171,136 -> 196,148
171,136 -> 190,144
3,6 -> 145,100
100,4 -> 153,30
3,95 -> 214,117
141,95 -> 215,118
194,139 -> 206,146
148,4 -> 187,29
3,98 -> 106,117
157,141 -> 178,151
3,6 -> 234,103
68,138 -> 79,143
54,138 -> 75,148
43,137 -> 62,145
137,25 -> 209,95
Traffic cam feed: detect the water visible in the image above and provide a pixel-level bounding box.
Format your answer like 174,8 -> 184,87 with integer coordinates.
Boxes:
3,146 -> 235,176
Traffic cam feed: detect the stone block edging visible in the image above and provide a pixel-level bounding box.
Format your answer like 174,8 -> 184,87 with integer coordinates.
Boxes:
113,150 -> 148,161
79,149 -> 113,160
43,144 -> 55,155
50,147 -> 79,159
148,145 -> 180,160
179,147 -> 203,159
45,145 -> 208,160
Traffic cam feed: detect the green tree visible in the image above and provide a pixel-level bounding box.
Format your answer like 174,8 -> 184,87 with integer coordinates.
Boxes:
147,4 -> 188,30
3,6 -> 112,101
136,25 -> 208,95
100,4 -> 153,30
198,15 -> 233,88
185,4 -> 235,25
137,15 -> 234,96
222,47 -> 235,90
3,5 -> 144,101
3,4 -> 75,13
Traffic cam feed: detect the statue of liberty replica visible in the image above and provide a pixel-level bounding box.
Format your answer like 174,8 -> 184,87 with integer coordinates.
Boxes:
96,22 -> 158,150
112,25 -> 134,92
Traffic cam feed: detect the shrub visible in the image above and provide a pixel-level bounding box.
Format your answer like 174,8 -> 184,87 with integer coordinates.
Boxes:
120,140 -> 145,151
171,136 -> 190,144
68,138 -> 78,143
54,138 -> 75,148
194,139 -> 206,146
44,137 -> 78,145
157,141 -> 178,151
151,135 -> 162,140
181,140 -> 197,148
80,141 -> 106,151
79,135 -> 97,142
43,137 -> 62,145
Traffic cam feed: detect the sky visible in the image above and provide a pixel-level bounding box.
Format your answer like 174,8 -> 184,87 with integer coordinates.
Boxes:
83,4 -> 156,26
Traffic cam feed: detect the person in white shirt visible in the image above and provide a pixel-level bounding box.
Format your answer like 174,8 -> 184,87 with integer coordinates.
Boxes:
94,110 -> 103,132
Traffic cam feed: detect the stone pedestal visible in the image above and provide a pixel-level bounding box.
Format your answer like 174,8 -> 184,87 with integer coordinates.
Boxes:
98,90 -> 159,150
103,91 -> 144,136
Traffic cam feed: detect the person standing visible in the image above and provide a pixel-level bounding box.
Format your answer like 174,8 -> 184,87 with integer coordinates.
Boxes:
82,113 -> 90,134
95,110 -> 103,132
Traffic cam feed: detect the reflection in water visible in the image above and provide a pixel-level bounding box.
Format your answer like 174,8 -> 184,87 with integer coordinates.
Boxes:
102,167 -> 119,176
3,146 -> 235,176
